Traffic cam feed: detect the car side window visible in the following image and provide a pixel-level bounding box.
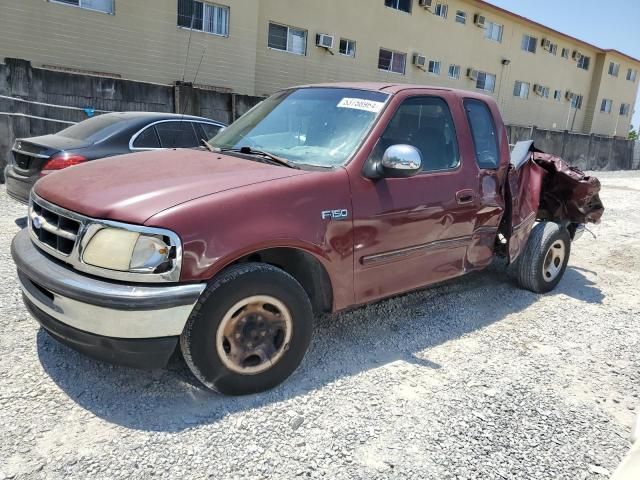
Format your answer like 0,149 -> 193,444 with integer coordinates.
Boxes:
155,121 -> 199,148
464,99 -> 500,169
377,96 -> 460,172
198,123 -> 222,140
132,126 -> 161,149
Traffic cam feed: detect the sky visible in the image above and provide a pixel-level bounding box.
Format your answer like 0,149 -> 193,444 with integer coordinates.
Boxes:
484,0 -> 640,134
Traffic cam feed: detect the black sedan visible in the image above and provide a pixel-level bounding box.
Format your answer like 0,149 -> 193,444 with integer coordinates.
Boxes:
4,112 -> 225,204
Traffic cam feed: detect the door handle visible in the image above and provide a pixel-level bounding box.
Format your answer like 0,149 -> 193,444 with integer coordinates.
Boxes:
456,189 -> 475,205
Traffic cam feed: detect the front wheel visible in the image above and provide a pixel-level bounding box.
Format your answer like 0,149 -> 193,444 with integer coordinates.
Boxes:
180,263 -> 313,395
513,222 -> 571,294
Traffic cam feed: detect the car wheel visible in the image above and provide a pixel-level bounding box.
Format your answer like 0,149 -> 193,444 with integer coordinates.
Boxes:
514,222 -> 571,294
180,263 -> 313,395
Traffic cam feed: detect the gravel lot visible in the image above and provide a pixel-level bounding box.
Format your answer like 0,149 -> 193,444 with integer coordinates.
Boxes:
0,171 -> 639,480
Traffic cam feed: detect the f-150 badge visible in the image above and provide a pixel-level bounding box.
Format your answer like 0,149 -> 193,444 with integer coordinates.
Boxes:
321,209 -> 349,220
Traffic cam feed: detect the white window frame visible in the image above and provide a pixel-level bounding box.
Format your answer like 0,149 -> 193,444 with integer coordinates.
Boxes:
571,94 -> 583,109
434,3 -> 448,19
627,69 -> 638,82
484,22 -> 503,43
448,64 -> 461,79
476,72 -> 496,93
549,44 -> 558,56
521,34 -> 537,53
427,60 -> 441,75
577,55 -> 590,71
49,0 -> 114,14
268,22 -> 308,56
608,62 -> 620,77
384,0 -> 412,14
339,38 -> 356,58
600,99 -> 613,114
513,81 -> 530,99
620,103 -> 630,116
378,49 -> 406,75
455,10 -> 466,24
178,1 -> 230,37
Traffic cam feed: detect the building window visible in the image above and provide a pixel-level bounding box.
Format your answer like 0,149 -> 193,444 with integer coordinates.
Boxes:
608,62 -> 620,77
521,34 -> 537,53
177,0 -> 229,36
577,55 -> 590,70
378,49 -> 406,74
385,0 -> 411,13
448,64 -> 461,79
268,23 -> 307,55
571,94 -> 583,109
50,0 -> 114,14
620,103 -> 631,116
484,22 -> 503,43
434,3 -> 448,18
476,72 -> 496,93
455,10 -> 466,24
513,81 -> 530,99
427,60 -> 441,75
339,38 -> 356,57
600,99 -> 613,113
627,69 -> 638,82
561,48 -> 569,59
554,90 -> 562,101
549,44 -> 558,56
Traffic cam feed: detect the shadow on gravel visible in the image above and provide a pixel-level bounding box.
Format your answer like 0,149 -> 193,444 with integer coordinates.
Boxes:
15,216 -> 27,229
36,263 -> 602,432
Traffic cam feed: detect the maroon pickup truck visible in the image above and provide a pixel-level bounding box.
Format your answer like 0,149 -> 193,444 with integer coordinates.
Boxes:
11,83 -> 603,395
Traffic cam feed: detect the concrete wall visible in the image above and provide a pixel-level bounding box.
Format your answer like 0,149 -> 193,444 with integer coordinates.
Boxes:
507,125 -> 636,171
0,59 -> 263,179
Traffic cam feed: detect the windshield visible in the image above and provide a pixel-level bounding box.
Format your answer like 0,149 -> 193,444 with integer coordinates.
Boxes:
209,88 -> 389,167
56,114 -> 125,142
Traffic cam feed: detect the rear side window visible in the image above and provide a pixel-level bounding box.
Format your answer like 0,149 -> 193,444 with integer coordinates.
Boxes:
377,96 -> 459,172
155,121 -> 199,148
132,126 -> 161,149
464,99 -> 500,169
199,123 -> 222,140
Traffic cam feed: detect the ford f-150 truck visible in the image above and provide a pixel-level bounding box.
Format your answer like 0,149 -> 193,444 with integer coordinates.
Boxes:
11,83 -> 603,395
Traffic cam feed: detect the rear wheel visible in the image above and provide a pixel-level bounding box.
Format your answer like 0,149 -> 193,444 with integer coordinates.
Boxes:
180,263 -> 313,395
513,222 -> 571,293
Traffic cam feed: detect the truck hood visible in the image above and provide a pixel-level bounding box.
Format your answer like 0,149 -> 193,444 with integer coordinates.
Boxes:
34,149 -> 308,224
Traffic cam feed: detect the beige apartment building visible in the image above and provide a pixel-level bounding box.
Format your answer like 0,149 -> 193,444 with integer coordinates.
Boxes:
1,0 -> 638,136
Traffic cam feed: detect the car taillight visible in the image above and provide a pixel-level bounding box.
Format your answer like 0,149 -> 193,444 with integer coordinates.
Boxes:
41,154 -> 87,174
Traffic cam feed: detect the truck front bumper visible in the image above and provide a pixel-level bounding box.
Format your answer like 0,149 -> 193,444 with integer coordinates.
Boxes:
11,228 -> 206,369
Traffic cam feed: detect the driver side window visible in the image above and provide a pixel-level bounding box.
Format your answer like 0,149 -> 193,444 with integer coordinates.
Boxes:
376,96 -> 460,172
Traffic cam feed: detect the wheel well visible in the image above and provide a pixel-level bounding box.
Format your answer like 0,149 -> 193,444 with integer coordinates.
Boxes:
230,248 -> 333,314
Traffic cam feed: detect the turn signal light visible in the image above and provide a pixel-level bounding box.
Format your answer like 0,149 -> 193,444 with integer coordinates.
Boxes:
41,154 -> 88,174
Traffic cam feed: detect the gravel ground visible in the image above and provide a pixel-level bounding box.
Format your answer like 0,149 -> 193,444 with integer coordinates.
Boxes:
0,172 -> 639,480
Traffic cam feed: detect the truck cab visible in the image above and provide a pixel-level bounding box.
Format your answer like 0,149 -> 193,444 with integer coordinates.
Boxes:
11,84 -> 602,395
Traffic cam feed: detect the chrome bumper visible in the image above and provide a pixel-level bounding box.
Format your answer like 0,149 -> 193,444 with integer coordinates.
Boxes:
12,228 -> 205,339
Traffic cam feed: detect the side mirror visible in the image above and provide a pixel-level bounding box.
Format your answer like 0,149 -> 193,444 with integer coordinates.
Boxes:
378,144 -> 422,178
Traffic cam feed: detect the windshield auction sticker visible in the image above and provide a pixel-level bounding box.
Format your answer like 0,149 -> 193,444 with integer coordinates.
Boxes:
337,98 -> 385,113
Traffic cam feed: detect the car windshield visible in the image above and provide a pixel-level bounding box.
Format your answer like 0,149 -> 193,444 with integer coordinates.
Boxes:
56,114 -> 126,142
209,87 -> 389,167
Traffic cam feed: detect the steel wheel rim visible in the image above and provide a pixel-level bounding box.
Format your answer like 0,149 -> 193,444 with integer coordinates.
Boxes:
542,239 -> 566,283
216,295 -> 293,375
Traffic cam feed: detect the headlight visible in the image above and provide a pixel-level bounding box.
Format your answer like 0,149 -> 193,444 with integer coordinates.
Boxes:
82,228 -> 171,273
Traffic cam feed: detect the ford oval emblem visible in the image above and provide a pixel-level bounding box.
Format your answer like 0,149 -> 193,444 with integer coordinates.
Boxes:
32,216 -> 42,229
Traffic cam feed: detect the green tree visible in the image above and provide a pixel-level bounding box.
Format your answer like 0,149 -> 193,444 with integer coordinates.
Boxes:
630,125 -> 638,141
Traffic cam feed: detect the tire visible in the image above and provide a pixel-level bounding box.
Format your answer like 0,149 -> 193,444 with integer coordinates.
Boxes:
180,262 -> 313,395
513,222 -> 571,294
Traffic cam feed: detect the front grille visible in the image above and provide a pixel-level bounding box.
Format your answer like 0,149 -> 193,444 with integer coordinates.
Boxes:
13,151 -> 33,170
30,199 -> 82,256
